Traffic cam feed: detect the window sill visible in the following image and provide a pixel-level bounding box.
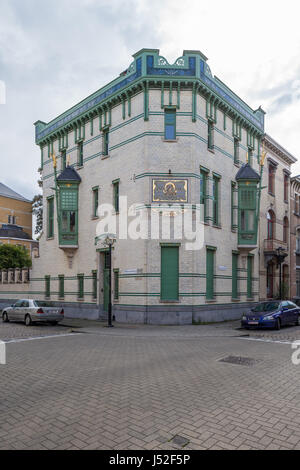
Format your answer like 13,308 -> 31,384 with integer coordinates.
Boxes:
232,298 -> 240,302
268,192 -> 275,197
91,216 -> 99,220
208,148 -> 215,154
101,154 -> 110,160
212,224 -> 222,229
205,299 -> 217,304
77,298 -> 84,302
77,165 -> 84,170
234,162 -> 240,168
47,237 -> 54,241
159,300 -> 180,304
162,138 -> 178,143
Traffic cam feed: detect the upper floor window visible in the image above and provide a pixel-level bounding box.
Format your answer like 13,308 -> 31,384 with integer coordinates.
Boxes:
47,197 -> 54,238
78,141 -> 83,166
164,109 -> 176,140
208,120 -> 214,150
61,150 -> 66,171
103,129 -> 109,156
200,170 -> 208,220
234,138 -> 239,164
268,164 -> 276,195
284,175 -> 289,202
92,187 -> 99,218
296,230 -> 300,253
212,176 -> 220,225
283,216 -> 289,244
8,215 -> 16,224
267,210 -> 275,240
248,148 -> 253,167
113,180 -> 119,213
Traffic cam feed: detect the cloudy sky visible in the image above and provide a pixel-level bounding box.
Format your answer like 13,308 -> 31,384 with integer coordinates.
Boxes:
1,0 -> 300,201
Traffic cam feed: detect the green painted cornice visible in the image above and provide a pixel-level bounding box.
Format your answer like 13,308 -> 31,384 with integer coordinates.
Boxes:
35,49 -> 265,145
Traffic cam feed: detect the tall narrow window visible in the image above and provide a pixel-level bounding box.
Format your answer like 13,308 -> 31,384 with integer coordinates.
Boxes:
114,269 -> 119,300
92,187 -> 99,217
92,271 -> 97,300
61,150 -> 66,170
47,197 -> 54,238
297,230 -> 300,253
161,245 -> 179,301
248,148 -> 253,167
247,256 -> 253,299
284,174 -> 289,202
113,181 -> 119,213
206,247 -> 215,300
78,274 -> 84,299
164,108 -> 176,140
200,170 -> 208,221
232,253 -> 238,299
231,183 -> 235,230
59,275 -> 64,298
234,138 -> 239,164
103,129 -> 109,156
78,141 -> 83,166
212,176 -> 220,225
268,164 -> 275,195
267,210 -> 275,240
208,120 -> 214,150
283,217 -> 289,244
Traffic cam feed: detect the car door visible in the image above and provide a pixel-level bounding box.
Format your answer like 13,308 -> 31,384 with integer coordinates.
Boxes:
288,302 -> 298,323
21,300 -> 30,322
10,300 -> 23,321
281,301 -> 289,325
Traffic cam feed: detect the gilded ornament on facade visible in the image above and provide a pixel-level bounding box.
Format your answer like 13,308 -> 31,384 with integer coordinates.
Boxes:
152,179 -> 188,203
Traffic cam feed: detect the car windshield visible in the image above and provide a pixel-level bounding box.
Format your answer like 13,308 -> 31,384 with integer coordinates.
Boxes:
252,302 -> 280,313
34,301 -> 55,307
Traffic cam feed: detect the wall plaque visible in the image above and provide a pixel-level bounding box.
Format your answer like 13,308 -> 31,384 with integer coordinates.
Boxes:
152,179 -> 188,203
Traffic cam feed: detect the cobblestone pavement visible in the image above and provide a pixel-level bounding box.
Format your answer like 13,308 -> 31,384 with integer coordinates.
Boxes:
1,320 -> 300,450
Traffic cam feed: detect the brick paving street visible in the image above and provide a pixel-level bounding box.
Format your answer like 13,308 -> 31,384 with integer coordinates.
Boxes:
1,319 -> 300,450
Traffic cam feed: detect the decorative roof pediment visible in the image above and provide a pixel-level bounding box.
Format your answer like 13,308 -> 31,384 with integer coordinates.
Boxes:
235,164 -> 260,181
57,166 -> 81,183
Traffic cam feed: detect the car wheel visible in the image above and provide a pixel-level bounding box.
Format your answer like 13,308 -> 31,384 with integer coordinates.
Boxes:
275,318 -> 281,330
2,312 -> 9,323
25,314 -> 32,326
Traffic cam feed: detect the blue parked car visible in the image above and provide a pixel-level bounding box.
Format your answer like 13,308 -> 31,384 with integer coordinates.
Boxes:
241,301 -> 300,330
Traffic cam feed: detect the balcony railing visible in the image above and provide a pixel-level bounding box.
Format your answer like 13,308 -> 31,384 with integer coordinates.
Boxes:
264,238 -> 288,253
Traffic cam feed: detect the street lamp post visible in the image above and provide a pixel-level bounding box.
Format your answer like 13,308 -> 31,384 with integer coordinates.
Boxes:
104,235 -> 116,328
275,246 -> 288,300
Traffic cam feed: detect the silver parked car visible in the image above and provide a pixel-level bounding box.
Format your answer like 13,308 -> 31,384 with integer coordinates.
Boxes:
2,299 -> 64,326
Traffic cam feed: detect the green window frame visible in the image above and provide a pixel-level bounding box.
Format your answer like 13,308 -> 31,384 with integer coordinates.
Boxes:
78,274 -> 84,299
232,253 -> 238,299
164,108 -> 176,140
200,170 -> 208,221
212,176 -> 219,226
114,269 -> 119,300
92,187 -> 99,218
59,275 -> 64,298
103,129 -> 109,155
47,197 -> 54,239
78,141 -> 83,166
248,147 -> 253,167
45,275 -> 50,298
61,150 -> 66,171
92,270 -> 97,300
208,120 -> 214,150
161,245 -> 179,301
113,181 -> 119,213
206,247 -> 216,300
234,138 -> 239,164
247,256 -> 253,299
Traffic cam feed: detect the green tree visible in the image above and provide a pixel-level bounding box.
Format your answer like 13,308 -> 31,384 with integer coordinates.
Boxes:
32,194 -> 43,235
0,245 -> 32,269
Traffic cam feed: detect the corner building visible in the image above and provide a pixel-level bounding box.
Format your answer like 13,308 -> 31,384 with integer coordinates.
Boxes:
8,49 -> 268,323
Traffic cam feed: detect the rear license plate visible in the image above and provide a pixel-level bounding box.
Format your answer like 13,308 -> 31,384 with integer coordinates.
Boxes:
248,321 -> 259,325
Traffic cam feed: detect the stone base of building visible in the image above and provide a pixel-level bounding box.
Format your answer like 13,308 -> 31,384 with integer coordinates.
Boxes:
0,299 -> 256,324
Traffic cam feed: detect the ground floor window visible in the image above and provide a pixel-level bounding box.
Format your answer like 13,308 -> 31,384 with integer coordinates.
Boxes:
206,247 -> 216,300
267,262 -> 274,298
59,275 -> 64,298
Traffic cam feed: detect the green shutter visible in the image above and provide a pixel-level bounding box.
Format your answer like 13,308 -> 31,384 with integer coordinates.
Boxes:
47,198 -> 54,238
59,275 -> 64,298
161,246 -> 179,301
45,275 -> 50,298
78,274 -> 84,299
232,254 -> 238,299
114,269 -> 119,300
247,256 -> 253,298
92,271 -> 97,300
206,248 -> 215,300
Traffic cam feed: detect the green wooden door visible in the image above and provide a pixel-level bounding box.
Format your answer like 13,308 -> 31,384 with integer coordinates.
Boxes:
161,246 -> 179,301
103,269 -> 109,312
